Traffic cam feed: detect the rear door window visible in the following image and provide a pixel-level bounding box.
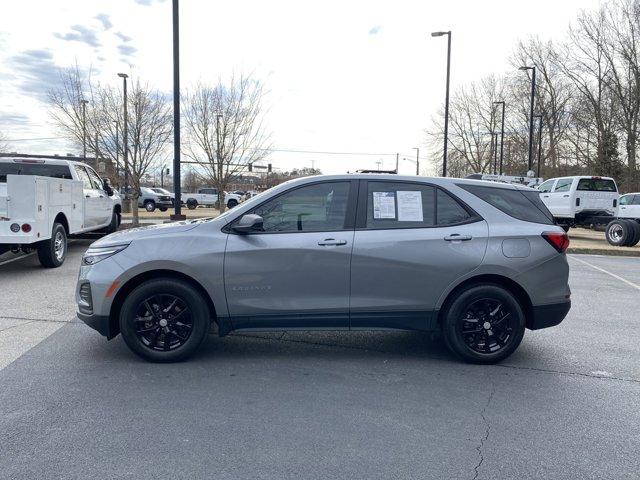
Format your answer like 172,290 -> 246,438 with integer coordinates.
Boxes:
436,189 -> 474,226
538,180 -> 555,193
459,184 -> 555,225
553,179 -> 573,192
576,178 -> 617,192
364,182 -> 436,229
73,165 -> 93,189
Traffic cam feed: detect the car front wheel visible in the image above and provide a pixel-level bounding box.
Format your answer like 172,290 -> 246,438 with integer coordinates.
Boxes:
442,285 -> 525,364
119,278 -> 210,362
144,201 -> 156,212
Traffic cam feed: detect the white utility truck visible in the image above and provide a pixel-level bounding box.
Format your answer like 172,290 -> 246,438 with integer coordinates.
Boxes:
181,188 -> 243,210
537,176 -> 619,230
0,157 -> 122,267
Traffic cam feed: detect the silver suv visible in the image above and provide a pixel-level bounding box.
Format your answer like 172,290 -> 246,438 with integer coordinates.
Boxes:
76,174 -> 571,364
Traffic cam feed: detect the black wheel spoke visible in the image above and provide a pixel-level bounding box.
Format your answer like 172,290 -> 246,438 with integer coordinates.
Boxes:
133,294 -> 193,352
458,298 -> 515,355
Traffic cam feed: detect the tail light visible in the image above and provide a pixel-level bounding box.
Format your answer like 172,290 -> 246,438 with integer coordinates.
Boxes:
542,231 -> 570,253
21,223 -> 32,233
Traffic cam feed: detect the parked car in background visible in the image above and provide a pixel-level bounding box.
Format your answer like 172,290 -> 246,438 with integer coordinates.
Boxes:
150,187 -> 175,205
77,174 -> 570,364
538,176 -> 619,230
138,187 -> 173,212
1,157 -> 121,267
181,188 -> 243,209
603,192 -> 640,247
618,193 -> 640,219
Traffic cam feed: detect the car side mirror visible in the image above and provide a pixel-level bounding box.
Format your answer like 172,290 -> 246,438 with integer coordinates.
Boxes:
232,214 -> 264,234
103,179 -> 114,196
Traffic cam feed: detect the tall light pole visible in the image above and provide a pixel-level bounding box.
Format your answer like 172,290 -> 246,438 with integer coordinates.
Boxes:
171,0 -> 184,220
534,114 -> 543,177
117,72 -> 130,212
80,99 -> 89,160
493,101 -> 505,175
432,30 -> 452,177
113,120 -> 119,183
412,147 -> 420,175
520,66 -> 536,172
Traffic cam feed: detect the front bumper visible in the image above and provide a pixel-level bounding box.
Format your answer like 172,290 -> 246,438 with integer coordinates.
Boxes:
77,311 -> 113,338
528,300 -> 571,330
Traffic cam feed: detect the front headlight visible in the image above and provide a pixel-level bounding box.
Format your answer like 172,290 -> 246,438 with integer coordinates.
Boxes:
82,244 -> 130,266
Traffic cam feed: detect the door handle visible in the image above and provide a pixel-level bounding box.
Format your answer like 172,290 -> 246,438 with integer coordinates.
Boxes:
444,234 -> 473,242
542,195 -> 550,198
318,238 -> 347,246
85,195 -> 91,198
563,194 -> 570,198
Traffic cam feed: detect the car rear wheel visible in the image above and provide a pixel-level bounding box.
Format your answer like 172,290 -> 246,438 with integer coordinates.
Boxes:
625,220 -> 640,247
159,207 -> 168,212
605,219 -> 631,246
119,278 -> 210,362
442,285 -> 526,364
227,199 -> 238,209
187,199 -> 198,210
37,222 -> 67,268
105,210 -> 119,234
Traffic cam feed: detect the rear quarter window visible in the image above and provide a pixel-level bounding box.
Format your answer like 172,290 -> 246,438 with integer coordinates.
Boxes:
458,184 -> 555,225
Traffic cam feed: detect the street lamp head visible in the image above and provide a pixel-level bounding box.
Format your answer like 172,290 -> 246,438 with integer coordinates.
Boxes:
117,73 -> 128,78
493,100 -> 504,105
431,31 -> 448,37
519,66 -> 533,71
80,99 -> 89,105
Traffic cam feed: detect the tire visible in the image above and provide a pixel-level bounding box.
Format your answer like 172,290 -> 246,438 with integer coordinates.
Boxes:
227,199 -> 238,209
159,207 -> 168,212
605,219 -> 631,246
37,222 -> 67,268
144,200 -> 156,212
105,210 -> 119,234
119,278 -> 210,363
624,220 -> 640,247
187,199 -> 198,210
442,285 -> 526,364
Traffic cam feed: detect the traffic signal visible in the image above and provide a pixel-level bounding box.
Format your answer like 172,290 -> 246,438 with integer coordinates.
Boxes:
248,163 -> 253,172
268,163 -> 272,173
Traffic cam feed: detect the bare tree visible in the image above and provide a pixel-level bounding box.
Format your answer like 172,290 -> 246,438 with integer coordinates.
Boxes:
48,67 -> 172,226
427,75 -> 506,176
511,37 -> 573,174
183,74 -> 271,212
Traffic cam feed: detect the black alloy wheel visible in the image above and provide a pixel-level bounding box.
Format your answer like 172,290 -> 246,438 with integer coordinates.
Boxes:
119,278 -> 210,362
458,298 -> 514,354
134,294 -> 193,352
442,285 -> 525,364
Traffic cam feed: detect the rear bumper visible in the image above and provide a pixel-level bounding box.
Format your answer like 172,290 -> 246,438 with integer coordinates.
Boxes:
77,311 -> 113,339
528,301 -> 571,330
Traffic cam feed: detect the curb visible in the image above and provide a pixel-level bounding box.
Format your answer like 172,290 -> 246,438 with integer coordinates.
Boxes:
568,247 -> 640,257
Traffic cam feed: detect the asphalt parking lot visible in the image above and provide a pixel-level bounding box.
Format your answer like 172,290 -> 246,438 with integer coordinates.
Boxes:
1,243 -> 639,479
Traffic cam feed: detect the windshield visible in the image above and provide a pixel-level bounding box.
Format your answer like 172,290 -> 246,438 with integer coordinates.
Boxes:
152,188 -> 171,195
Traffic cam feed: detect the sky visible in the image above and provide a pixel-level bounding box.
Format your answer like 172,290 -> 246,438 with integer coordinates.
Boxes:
0,0 -> 603,175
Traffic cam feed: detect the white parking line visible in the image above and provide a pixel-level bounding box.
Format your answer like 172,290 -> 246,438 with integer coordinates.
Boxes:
0,252 -> 35,267
570,255 -> 640,291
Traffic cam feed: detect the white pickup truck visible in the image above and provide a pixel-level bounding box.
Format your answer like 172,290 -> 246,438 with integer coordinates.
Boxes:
182,188 -> 242,210
0,157 -> 122,267
538,176 -> 619,230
